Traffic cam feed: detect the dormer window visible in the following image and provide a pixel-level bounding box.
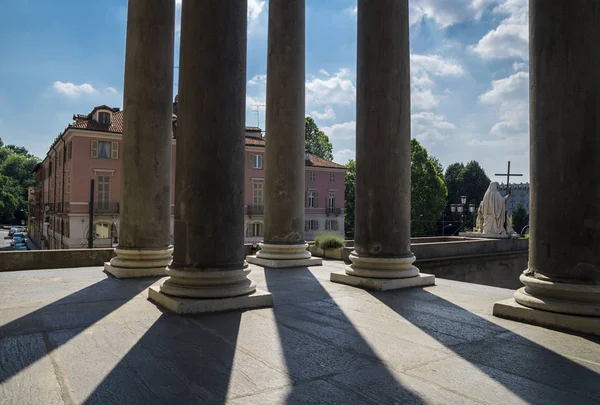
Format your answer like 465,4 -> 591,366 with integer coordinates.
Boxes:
98,111 -> 111,125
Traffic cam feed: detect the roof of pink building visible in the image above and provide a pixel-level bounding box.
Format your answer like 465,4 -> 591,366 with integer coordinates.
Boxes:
44,105 -> 345,170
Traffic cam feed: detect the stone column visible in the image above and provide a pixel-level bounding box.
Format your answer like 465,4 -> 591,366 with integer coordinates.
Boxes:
246,0 -> 321,268
494,0 -> 600,336
330,0 -> 434,290
148,0 -> 272,314
104,0 -> 175,278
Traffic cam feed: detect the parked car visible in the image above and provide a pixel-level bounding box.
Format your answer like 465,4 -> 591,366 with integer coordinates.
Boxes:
14,243 -> 27,251
11,236 -> 24,247
8,227 -> 18,237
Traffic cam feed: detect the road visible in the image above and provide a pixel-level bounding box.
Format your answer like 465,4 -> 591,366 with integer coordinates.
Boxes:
0,230 -> 12,251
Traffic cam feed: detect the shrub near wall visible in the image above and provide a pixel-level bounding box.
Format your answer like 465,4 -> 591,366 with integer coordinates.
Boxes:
314,233 -> 345,259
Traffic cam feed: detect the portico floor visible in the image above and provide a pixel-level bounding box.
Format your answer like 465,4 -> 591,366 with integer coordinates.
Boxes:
1,262 -> 598,404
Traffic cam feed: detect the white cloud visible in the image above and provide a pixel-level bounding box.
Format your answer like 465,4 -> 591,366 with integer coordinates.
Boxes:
52,82 -> 98,97
410,54 -> 464,110
471,0 -> 528,60
412,0 -> 498,28
411,112 -> 456,142
105,87 -> 119,95
248,74 -> 266,86
310,106 -> 336,121
333,149 -> 355,164
248,0 -> 266,21
306,69 -> 356,105
322,120 -> 356,140
512,62 -> 527,72
479,71 -> 528,104
477,71 -> 529,152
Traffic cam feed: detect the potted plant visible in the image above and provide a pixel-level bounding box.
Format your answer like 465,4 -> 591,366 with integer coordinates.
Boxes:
314,233 -> 345,260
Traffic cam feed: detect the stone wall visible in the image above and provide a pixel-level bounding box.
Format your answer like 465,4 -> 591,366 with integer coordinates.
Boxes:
0,249 -> 116,272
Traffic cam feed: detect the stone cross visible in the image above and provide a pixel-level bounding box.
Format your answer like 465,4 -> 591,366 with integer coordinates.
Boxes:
495,161 -> 523,192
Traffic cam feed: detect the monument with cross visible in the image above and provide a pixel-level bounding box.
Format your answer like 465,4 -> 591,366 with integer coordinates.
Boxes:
460,161 -> 523,238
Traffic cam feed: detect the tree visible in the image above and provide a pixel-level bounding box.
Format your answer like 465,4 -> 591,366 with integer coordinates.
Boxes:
344,160 -> 356,238
444,162 -> 465,208
510,204 -> 529,235
411,139 -> 447,236
305,116 -> 334,161
0,139 -> 39,223
458,161 -> 491,206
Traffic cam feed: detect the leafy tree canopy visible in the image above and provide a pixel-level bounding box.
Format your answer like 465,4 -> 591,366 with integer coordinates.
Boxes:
411,139 -> 447,236
344,159 -> 356,238
0,137 -> 39,223
305,116 -> 334,161
510,204 -> 529,235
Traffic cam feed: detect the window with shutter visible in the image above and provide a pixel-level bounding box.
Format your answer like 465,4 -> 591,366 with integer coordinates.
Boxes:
111,142 -> 119,159
91,140 -> 98,158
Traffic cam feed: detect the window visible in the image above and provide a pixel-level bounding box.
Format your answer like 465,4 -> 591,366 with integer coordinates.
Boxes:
67,141 -> 72,160
95,223 -> 110,239
327,192 -> 336,209
305,219 -> 319,231
325,219 -> 339,231
98,112 -> 111,125
246,222 -> 263,237
253,182 -> 263,205
329,173 -> 335,183
309,171 -> 316,182
252,154 -> 263,169
306,190 -> 318,208
91,140 -> 118,159
64,218 -> 70,238
96,175 -> 110,210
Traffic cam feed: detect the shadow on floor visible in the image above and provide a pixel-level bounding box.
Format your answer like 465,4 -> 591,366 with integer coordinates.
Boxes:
0,275 -> 158,386
264,267 -> 430,405
366,287 -> 600,405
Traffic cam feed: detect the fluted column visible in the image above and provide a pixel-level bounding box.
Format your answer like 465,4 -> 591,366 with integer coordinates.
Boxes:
331,0 -> 434,290
148,0 -> 272,313
247,0 -> 321,268
104,0 -> 175,278
494,0 -> 600,336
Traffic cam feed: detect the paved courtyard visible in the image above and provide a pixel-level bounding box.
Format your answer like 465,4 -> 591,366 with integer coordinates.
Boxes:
0,262 -> 598,405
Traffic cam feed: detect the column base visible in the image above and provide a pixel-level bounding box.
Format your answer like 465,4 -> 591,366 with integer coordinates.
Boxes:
346,252 -> 420,278
331,272 -> 435,291
104,247 -> 173,279
160,264 -> 256,298
493,298 -> 600,337
248,242 -> 322,268
247,256 -> 323,268
148,286 -> 273,314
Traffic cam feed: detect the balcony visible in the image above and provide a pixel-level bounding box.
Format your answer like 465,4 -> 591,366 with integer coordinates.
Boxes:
246,204 -> 264,217
326,207 -> 344,216
94,202 -> 120,214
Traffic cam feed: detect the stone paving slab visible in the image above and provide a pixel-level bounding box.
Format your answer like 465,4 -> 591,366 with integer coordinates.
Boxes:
0,264 -> 599,405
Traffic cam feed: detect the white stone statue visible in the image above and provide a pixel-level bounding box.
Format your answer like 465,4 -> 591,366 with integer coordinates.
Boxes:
480,182 -> 511,235
475,201 -> 484,232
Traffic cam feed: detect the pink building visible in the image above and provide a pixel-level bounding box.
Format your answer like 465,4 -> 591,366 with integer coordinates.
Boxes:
32,105 -> 345,249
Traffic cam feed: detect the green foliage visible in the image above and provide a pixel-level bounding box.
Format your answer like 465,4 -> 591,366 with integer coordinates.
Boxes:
315,232 -> 345,249
510,204 -> 529,235
411,139 -> 448,236
344,159 -> 356,239
444,160 -> 490,229
305,116 -> 334,161
0,137 -> 40,223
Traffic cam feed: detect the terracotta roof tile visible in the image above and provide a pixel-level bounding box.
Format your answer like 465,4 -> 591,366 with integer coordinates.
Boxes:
245,136 -> 265,146
69,110 -> 124,133
306,153 -> 346,169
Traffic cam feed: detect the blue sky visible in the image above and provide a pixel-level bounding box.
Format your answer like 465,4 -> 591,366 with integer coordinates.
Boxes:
0,0 -> 530,182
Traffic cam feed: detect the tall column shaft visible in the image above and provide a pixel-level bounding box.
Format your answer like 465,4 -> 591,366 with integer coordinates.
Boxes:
349,0 -> 417,279
251,0 -> 319,267
511,0 -> 600,316
105,0 -> 175,278
160,0 -> 254,298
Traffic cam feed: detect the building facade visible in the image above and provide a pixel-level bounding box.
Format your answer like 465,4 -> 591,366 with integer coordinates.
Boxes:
30,105 -> 345,249
499,182 -> 530,217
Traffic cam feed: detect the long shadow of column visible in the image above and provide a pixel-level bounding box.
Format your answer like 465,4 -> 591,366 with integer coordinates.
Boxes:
0,275 -> 158,384
366,288 -> 600,404
81,311 -> 242,404
264,267 -> 433,405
